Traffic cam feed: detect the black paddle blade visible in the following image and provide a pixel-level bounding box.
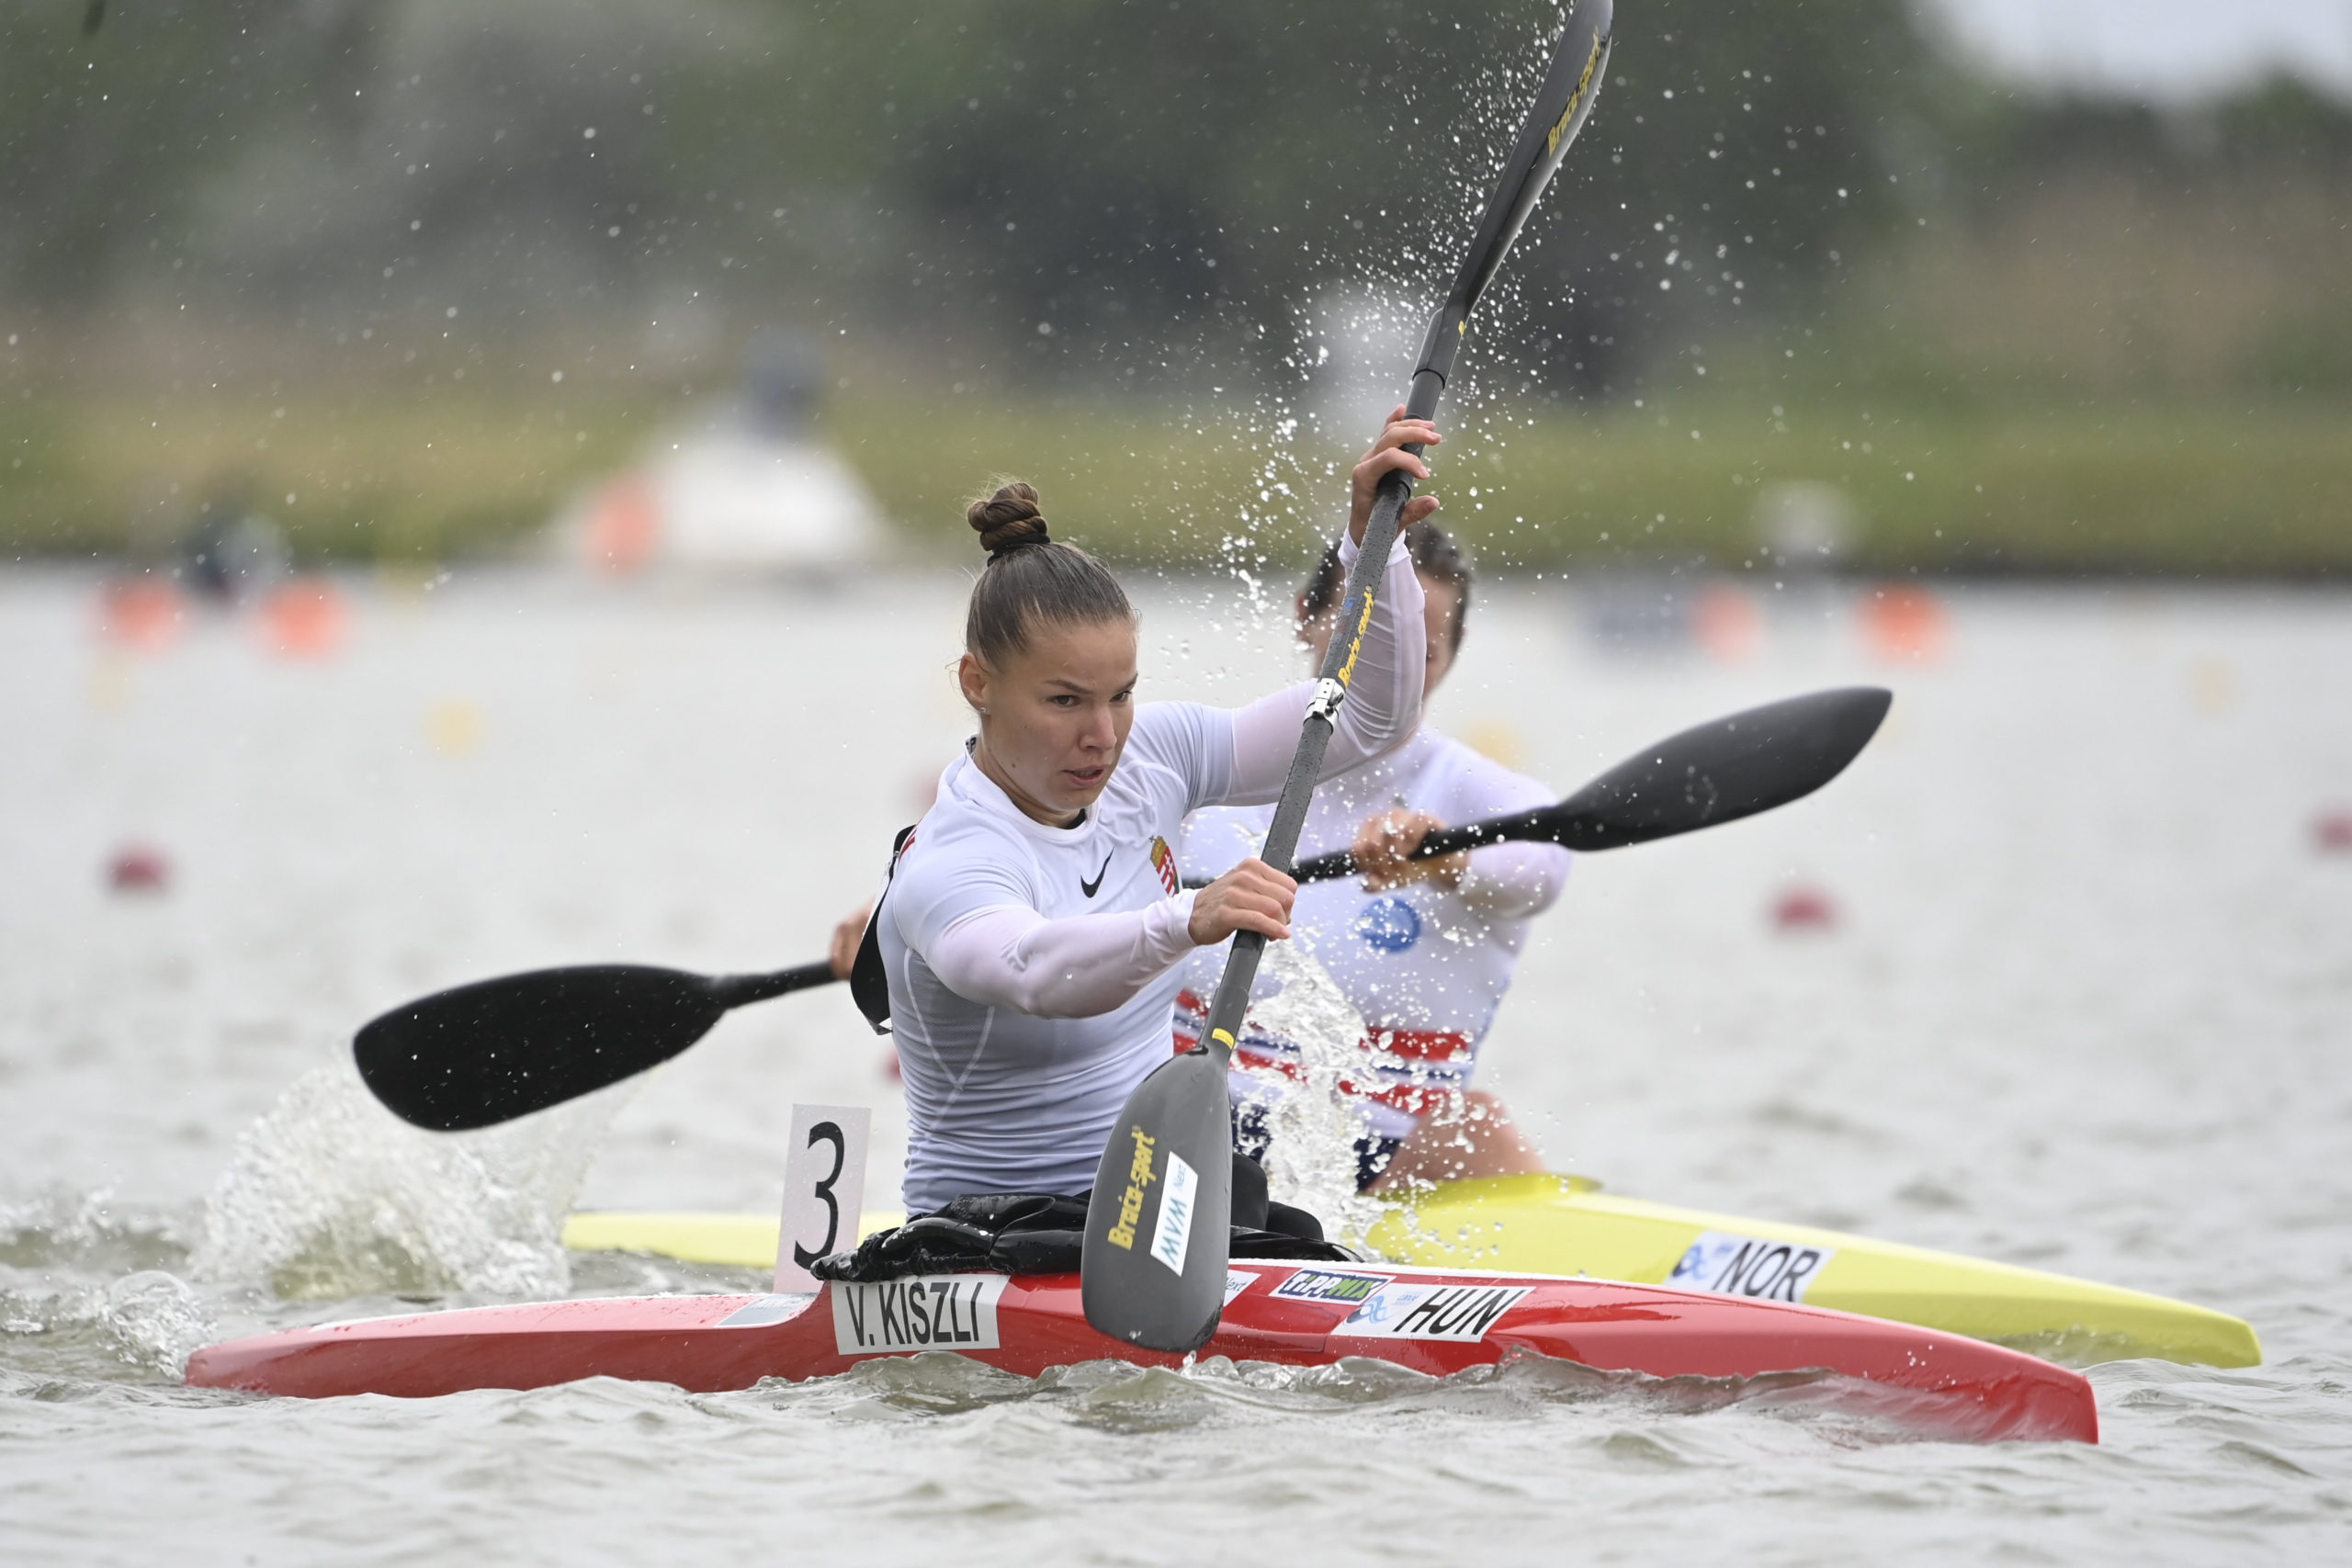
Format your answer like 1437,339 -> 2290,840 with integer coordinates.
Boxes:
1288,687 -> 1894,880
355,964 -> 729,1132
1451,0 -> 1613,317
1407,0 -> 1612,397
1540,686 -> 1893,852
1080,1048 -> 1235,1353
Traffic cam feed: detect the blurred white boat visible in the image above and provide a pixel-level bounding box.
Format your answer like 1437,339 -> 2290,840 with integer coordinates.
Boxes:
557,432 -> 887,576
552,331 -> 888,577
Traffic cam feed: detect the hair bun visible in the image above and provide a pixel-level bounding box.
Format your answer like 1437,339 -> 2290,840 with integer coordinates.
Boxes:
967,480 -> 1048,556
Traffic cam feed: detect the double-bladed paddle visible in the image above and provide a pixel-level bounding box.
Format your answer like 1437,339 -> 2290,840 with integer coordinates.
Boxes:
1287,685 -> 1895,882
1078,0 -> 1619,1351
355,961 -> 835,1134
353,682 -> 1885,1134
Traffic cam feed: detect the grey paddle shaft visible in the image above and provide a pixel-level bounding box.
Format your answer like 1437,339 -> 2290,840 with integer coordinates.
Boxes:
1080,1 -> 1613,1354
1192,365 -> 1445,1066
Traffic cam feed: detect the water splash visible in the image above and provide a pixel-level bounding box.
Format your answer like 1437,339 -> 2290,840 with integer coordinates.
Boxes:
94,1271 -> 212,1376
194,1066 -> 626,1301
0,1275 -> 212,1382
1180,1 -> 1585,600
1244,940 -> 1387,1247
0,1189 -> 187,1277
0,1251 -> 212,1383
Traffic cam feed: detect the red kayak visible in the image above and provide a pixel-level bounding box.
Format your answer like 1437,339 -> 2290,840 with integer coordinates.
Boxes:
186,1260 -> 2097,1443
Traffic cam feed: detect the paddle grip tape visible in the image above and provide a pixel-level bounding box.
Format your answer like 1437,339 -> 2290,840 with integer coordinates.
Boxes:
1193,466 -> 1417,1066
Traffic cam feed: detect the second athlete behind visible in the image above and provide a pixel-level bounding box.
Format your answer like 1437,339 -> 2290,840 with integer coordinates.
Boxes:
1176,521 -> 1568,1193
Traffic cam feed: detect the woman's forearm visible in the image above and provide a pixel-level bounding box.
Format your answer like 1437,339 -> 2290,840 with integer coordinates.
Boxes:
1223,532 -> 1425,802
925,896 -> 1200,1019
1456,842 -> 1570,920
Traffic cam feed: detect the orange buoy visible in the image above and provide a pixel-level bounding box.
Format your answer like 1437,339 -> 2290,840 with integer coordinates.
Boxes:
1860,583 -> 1949,663
1692,582 -> 1763,662
2315,808 -> 2352,854
584,476 -> 661,576
259,577 -> 348,658
107,843 -> 172,895
1770,884 -> 1838,933
98,578 -> 187,650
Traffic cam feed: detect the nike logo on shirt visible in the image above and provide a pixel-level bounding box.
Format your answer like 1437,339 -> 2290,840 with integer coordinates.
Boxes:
1080,850 -> 1114,897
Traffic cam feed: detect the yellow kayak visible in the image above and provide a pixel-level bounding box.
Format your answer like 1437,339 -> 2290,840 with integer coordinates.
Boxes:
563,1172 -> 2258,1368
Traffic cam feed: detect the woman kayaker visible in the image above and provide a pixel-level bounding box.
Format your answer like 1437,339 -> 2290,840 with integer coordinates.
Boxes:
1175,520 -> 1567,1193
871,412 -> 1437,1212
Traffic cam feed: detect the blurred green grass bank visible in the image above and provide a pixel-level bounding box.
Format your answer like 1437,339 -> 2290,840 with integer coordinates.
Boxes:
6,380 -> 2346,577
837,391 -> 2352,577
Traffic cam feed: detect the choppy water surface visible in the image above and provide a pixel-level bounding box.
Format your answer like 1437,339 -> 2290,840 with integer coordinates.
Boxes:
4,567 -> 2349,1563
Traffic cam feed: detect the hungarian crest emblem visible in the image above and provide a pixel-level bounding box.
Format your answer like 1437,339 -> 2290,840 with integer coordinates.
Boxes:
1149,836 -> 1180,896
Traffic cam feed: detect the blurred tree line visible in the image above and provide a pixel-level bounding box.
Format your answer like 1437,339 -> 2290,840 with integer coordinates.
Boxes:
5,0 -> 2349,573
6,0 -> 2346,397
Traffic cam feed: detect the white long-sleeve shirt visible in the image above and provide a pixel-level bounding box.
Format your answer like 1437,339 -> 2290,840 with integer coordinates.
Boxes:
882,531 -> 1424,1208
1176,726 -> 1570,1139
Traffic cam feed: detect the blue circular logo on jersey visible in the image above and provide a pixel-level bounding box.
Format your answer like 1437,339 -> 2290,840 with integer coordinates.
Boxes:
1354,896 -> 1422,953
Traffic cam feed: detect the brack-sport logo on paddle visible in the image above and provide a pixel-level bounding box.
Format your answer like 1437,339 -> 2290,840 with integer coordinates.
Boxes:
831,1273 -> 1010,1356
1545,34 -> 1608,158
1668,1231 -> 1836,1304
1103,1124 -> 1157,1251
1336,1282 -> 1531,1342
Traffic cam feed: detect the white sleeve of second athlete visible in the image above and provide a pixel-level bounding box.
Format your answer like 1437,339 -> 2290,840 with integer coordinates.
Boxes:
1442,750 -> 1572,921
1220,530 -> 1424,805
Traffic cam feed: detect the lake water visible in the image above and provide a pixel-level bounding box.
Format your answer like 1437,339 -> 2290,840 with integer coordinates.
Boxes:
3,565 -> 2348,1563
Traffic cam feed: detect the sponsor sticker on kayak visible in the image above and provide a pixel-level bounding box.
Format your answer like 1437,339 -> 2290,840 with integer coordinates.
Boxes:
1224,1269 -> 1259,1305
1668,1231 -> 1837,1303
831,1273 -> 1010,1356
1271,1269 -> 1389,1306
1334,1282 -> 1531,1342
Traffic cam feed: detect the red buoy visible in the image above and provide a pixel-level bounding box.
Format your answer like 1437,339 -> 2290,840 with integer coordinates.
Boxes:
259,577 -> 348,658
1771,884 -> 1838,932
97,578 -> 187,650
584,476 -> 660,576
2316,809 -> 2352,854
107,843 -> 172,895
1860,584 -> 1949,663
1693,583 -> 1763,662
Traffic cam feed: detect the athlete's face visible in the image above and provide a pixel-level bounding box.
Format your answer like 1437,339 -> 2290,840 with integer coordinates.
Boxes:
1299,574 -> 1462,700
960,617 -> 1139,826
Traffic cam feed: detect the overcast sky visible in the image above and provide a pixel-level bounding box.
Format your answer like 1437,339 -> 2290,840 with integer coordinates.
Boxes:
1922,0 -> 2352,97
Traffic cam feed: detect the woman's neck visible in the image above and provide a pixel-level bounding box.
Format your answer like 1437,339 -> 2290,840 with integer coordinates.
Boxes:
969,733 -> 1085,829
